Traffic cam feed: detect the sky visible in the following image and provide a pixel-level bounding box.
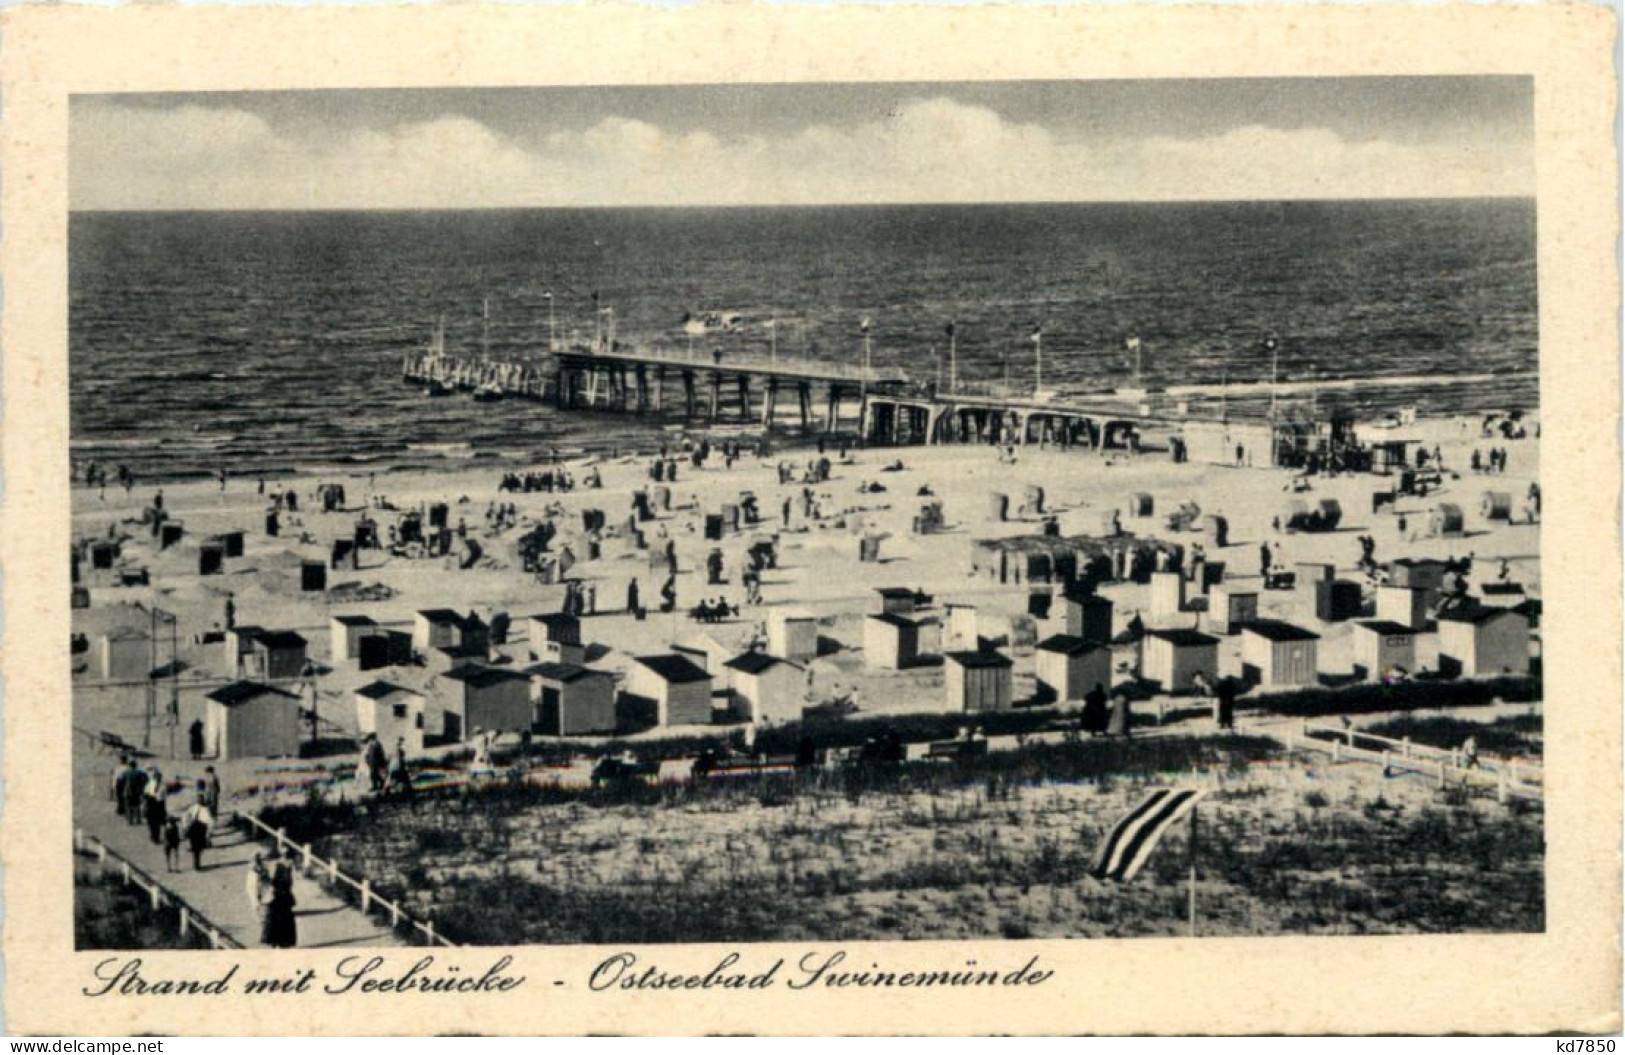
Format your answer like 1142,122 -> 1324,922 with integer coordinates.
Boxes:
69,78 -> 1535,210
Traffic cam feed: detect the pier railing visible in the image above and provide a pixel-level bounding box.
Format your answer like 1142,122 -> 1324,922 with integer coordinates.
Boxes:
237,811 -> 457,947
74,828 -> 244,950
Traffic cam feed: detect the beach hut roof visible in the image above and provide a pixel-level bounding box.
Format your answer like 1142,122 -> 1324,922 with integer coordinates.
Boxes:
527,661 -> 606,683
254,630 -> 308,650
1036,634 -> 1106,656
723,652 -> 795,675
440,666 -> 530,688
354,680 -> 422,701
1354,620 -> 1417,637
874,587 -> 916,599
417,608 -> 464,623
634,654 -> 712,684
945,650 -> 1013,669
206,681 -> 299,707
332,614 -> 378,626
1241,620 -> 1321,643
866,612 -> 922,629
529,612 -> 581,628
1437,606 -> 1524,626
1146,628 -> 1219,647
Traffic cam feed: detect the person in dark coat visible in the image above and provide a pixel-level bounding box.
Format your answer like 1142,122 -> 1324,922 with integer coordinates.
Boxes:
123,763 -> 147,826
626,577 -> 640,617
144,783 -> 167,845
188,719 -> 205,760
1081,683 -> 1110,736
1216,678 -> 1237,731
262,852 -> 298,948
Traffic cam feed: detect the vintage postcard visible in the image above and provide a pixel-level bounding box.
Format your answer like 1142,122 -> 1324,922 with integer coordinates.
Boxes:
2,2 -> 1618,1037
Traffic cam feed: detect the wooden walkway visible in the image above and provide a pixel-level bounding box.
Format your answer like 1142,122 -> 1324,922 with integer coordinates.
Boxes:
73,793 -> 404,950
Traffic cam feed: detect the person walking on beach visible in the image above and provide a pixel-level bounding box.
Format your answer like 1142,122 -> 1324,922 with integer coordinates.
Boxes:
626,578 -> 641,618
365,736 -> 388,793
122,761 -> 147,826
1216,678 -> 1238,731
1082,683 -> 1109,736
1259,542 -> 1272,579
202,766 -> 221,830
188,719 -> 205,760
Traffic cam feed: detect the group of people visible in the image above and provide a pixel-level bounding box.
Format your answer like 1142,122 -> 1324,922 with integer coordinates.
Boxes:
1470,447 -> 1513,474
110,756 -> 217,873
1077,684 -> 1141,738
357,734 -> 414,795
80,460 -> 137,498
498,467 -> 578,493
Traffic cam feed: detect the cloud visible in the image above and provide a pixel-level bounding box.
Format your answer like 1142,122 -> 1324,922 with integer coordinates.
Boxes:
70,96 -> 1533,211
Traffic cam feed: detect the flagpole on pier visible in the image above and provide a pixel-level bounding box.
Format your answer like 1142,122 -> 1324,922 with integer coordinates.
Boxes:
545,291 -> 556,353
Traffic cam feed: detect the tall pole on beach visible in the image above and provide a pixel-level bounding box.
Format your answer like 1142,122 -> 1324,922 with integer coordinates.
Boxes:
860,317 -> 872,393
1267,336 -> 1280,422
1187,802 -> 1199,938
768,318 -> 777,365
1032,324 -> 1044,395
545,291 -> 556,353
947,322 -> 958,394
482,296 -> 491,360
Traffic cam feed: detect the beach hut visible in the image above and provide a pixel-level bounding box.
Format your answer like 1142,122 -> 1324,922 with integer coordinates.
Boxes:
98,628 -> 150,681
944,651 -> 1014,713
435,666 -> 533,739
160,522 -> 184,550
527,612 -> 585,665
1207,584 -> 1259,635
425,642 -> 488,676
1059,592 -> 1114,644
767,608 -> 818,663
723,652 -> 805,725
1429,504 -> 1466,539
1376,585 -> 1430,630
357,629 -> 414,671
249,630 -> 309,681
300,560 -> 327,592
529,662 -> 616,736
1313,580 -> 1364,623
1149,570 -> 1187,621
198,542 -> 225,576
1387,558 -> 1450,593
1141,629 -> 1219,692
1351,621 -> 1418,680
203,682 -> 302,760
353,681 -> 426,756
625,654 -> 714,727
873,587 -> 919,616
1034,635 -> 1110,705
330,614 -> 379,664
864,613 -> 923,670
672,632 -> 737,675
1437,608 -> 1530,678
1240,620 -> 1321,687
217,531 -> 245,558
413,609 -> 467,654
1480,491 -> 1513,521
1125,493 -> 1154,518
944,603 -> 980,652
89,540 -> 120,570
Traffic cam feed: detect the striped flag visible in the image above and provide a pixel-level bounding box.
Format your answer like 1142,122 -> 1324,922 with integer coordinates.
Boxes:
1091,787 -> 1204,882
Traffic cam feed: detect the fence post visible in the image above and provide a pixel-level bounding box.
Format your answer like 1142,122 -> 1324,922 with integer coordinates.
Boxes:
329,859 -> 339,885
1497,769 -> 1509,804
179,906 -> 190,938
1381,750 -> 1391,777
150,885 -> 162,912
97,842 -> 107,865
391,902 -> 401,926
1509,761 -> 1520,788
121,861 -> 131,884
1402,736 -> 1411,759
1331,739 -> 1341,763
425,920 -> 436,945
1437,759 -> 1447,789
277,827 -> 287,851
302,843 -> 313,871
360,879 -> 371,913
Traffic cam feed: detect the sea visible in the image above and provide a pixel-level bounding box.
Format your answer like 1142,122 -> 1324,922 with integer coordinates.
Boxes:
70,199 -> 1538,482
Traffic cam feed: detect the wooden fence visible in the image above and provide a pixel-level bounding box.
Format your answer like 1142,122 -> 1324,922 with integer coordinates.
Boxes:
1285,720 -> 1543,802
74,829 -> 243,950
236,812 -> 457,947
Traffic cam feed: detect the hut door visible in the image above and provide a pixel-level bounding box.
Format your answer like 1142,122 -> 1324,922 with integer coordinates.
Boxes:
539,688 -> 562,736
443,712 -> 462,741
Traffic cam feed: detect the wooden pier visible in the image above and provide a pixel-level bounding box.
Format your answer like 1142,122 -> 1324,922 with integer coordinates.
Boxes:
406,345 -> 1196,449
